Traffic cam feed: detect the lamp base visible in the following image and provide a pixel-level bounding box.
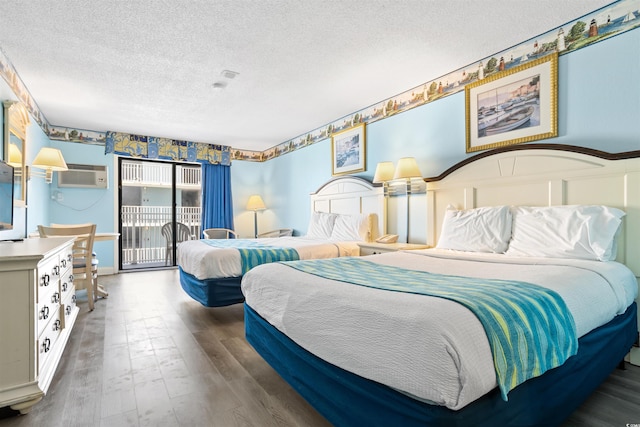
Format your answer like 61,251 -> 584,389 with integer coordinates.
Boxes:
253,210 -> 258,238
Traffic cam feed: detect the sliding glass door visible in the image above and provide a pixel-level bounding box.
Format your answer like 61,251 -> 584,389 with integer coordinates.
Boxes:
118,158 -> 201,270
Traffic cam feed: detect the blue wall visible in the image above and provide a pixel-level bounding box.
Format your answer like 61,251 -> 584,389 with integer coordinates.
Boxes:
48,140 -> 116,269
230,28 -> 640,238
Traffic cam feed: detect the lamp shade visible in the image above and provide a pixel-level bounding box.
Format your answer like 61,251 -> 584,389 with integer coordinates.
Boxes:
32,147 -> 68,171
7,143 -> 22,167
393,157 -> 422,180
246,195 -> 266,211
373,161 -> 395,183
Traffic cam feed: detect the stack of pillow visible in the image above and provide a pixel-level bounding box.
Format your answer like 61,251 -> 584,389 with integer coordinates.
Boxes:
436,204 -> 625,261
306,212 -> 372,242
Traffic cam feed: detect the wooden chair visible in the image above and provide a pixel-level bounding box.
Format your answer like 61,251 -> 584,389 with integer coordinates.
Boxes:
203,228 -> 238,239
258,228 -> 293,238
38,223 -> 97,311
162,221 -> 192,265
51,223 -> 101,299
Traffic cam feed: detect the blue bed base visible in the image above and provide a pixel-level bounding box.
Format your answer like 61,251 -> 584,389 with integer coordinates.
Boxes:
179,267 -> 244,307
245,302 -> 638,427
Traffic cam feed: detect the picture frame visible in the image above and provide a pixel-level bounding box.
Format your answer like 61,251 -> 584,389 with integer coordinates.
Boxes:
331,123 -> 366,176
465,52 -> 558,153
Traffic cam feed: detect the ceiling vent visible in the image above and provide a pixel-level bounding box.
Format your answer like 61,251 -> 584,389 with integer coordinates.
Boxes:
57,163 -> 108,189
220,70 -> 239,79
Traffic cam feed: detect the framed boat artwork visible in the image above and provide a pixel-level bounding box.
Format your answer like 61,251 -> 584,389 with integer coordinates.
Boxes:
465,52 -> 558,153
331,123 -> 366,176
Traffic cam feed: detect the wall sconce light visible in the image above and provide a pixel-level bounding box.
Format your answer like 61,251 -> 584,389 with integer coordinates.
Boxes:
246,194 -> 266,238
393,157 -> 422,243
30,147 -> 68,183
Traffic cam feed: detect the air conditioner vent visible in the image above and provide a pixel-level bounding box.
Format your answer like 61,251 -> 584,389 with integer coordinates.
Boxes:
58,163 -> 108,188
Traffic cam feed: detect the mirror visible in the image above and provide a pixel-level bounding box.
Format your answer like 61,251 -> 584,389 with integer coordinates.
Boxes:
3,101 -> 29,206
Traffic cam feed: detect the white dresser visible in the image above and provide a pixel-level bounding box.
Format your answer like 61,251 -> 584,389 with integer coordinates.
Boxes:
0,237 -> 79,414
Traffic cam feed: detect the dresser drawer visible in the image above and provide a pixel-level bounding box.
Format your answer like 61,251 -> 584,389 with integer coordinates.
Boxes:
61,289 -> 77,330
37,297 -> 61,337
36,254 -> 62,303
38,308 -> 63,372
59,249 -> 73,276
60,267 -> 73,300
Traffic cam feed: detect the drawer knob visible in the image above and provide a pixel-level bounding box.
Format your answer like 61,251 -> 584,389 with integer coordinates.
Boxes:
53,320 -> 61,331
51,292 -> 60,304
62,282 -> 68,292
40,274 -> 50,287
39,306 -> 50,320
41,338 -> 51,353
52,265 -> 60,276
65,305 -> 72,316
61,259 -> 67,268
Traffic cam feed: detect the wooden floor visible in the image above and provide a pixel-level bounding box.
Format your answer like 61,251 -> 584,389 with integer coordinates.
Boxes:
1,269 -> 639,427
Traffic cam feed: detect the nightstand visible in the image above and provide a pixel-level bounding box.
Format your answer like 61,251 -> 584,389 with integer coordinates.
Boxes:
358,242 -> 430,255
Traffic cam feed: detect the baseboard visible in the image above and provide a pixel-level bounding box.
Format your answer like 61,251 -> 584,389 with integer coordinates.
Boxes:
97,266 -> 118,276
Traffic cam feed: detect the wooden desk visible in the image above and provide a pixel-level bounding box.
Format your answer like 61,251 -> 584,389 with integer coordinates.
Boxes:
94,232 -> 120,242
29,232 -> 120,241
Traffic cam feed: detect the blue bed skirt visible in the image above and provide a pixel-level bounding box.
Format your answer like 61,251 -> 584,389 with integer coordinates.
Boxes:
179,267 -> 244,307
245,302 -> 638,427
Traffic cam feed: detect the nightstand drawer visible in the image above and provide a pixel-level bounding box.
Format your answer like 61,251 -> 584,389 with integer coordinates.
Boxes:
358,242 -> 430,255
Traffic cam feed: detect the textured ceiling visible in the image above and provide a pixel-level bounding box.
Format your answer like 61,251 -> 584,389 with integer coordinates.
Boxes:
0,1 -> 612,151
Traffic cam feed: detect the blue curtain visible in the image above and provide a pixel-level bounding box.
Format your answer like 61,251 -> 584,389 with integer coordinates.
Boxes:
201,163 -> 234,235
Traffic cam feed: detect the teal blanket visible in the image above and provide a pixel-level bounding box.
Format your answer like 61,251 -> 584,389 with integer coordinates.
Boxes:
281,257 -> 577,400
202,239 -> 299,274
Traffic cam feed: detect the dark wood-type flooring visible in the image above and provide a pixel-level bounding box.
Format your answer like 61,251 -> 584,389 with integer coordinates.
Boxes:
1,269 -> 638,426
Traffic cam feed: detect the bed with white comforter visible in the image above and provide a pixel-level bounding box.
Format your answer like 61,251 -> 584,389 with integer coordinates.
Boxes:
177,210 -> 375,307
242,148 -> 640,426
177,236 -> 360,280
242,249 -> 638,410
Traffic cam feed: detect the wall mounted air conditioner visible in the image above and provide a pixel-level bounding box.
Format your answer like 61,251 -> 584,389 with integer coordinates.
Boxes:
57,163 -> 108,188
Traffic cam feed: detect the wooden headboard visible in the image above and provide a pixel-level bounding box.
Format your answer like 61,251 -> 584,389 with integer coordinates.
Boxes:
310,176 -> 385,241
425,146 -> 640,276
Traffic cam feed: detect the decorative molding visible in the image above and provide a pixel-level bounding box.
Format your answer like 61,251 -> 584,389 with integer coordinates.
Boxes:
312,175 -> 378,195
423,143 -> 640,182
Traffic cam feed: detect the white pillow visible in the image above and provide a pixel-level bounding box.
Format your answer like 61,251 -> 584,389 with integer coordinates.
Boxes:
436,205 -> 512,253
330,213 -> 371,241
505,205 -> 625,261
306,212 -> 337,239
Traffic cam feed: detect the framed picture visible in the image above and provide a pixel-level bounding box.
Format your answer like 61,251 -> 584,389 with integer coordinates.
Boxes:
331,123 -> 366,176
465,52 -> 558,153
